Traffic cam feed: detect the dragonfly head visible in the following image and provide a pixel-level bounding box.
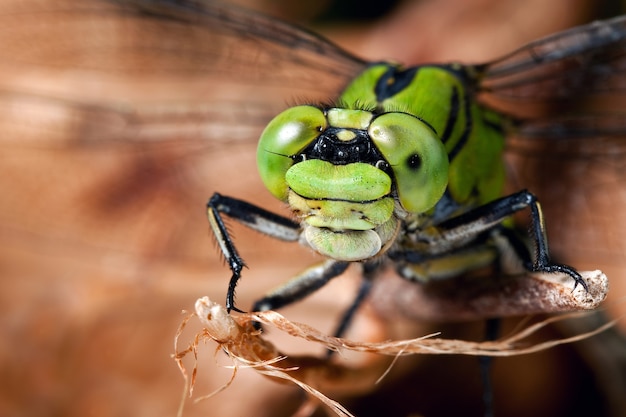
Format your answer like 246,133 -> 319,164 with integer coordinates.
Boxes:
257,105 -> 449,260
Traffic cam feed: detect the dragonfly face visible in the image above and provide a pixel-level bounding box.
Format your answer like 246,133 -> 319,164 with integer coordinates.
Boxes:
257,103 -> 449,261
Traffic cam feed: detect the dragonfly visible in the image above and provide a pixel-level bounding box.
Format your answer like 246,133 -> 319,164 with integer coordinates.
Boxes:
0,1 -> 624,416
201,1 -> 622,320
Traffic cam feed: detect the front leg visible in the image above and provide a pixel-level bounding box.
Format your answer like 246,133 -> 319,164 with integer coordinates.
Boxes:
400,190 -> 588,290
440,190 -> 587,290
207,193 -> 301,312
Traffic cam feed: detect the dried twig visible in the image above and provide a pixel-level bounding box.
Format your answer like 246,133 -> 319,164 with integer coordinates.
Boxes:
177,276 -> 612,417
370,270 -> 608,322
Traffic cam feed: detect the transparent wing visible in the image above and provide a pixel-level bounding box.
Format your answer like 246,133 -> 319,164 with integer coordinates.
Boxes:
0,0 -> 366,146
475,14 -> 626,152
0,6 -> 367,405
476,15 -> 626,111
0,0 -> 366,269
469,16 -> 626,271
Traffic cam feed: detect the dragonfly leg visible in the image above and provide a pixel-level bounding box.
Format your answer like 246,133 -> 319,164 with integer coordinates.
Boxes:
479,318 -> 501,417
438,190 -> 587,290
207,193 -> 301,312
399,190 -> 587,290
323,261 -> 378,358
251,259 -> 350,313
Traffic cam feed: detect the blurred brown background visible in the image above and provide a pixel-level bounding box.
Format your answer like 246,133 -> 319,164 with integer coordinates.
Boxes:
0,1 -> 624,416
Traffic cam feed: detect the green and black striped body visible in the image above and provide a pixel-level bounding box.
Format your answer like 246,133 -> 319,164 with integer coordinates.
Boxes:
340,63 -> 510,280
255,62 -> 514,281
341,62 -> 507,217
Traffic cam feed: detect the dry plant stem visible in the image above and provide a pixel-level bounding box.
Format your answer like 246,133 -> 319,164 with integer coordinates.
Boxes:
183,271 -> 609,416
194,297 -> 389,393
187,283 -> 613,417
248,306 -> 613,358
371,270 -> 608,322
192,297 -> 386,417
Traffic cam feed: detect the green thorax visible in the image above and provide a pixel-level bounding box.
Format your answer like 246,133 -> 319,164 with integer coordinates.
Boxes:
340,63 -> 507,207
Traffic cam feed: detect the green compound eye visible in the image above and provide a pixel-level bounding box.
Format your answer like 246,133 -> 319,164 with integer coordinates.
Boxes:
369,113 -> 449,213
257,106 -> 327,201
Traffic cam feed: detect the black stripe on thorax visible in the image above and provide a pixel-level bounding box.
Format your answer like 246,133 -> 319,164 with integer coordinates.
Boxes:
441,86 -> 460,144
374,66 -> 419,100
447,88 -> 472,161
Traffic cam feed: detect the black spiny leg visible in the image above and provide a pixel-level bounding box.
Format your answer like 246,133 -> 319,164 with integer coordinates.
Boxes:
324,261 -> 378,358
252,260 -> 350,313
207,193 -> 301,312
334,262 -> 378,339
479,318 -> 501,417
526,197 -> 587,290
434,190 -> 588,291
